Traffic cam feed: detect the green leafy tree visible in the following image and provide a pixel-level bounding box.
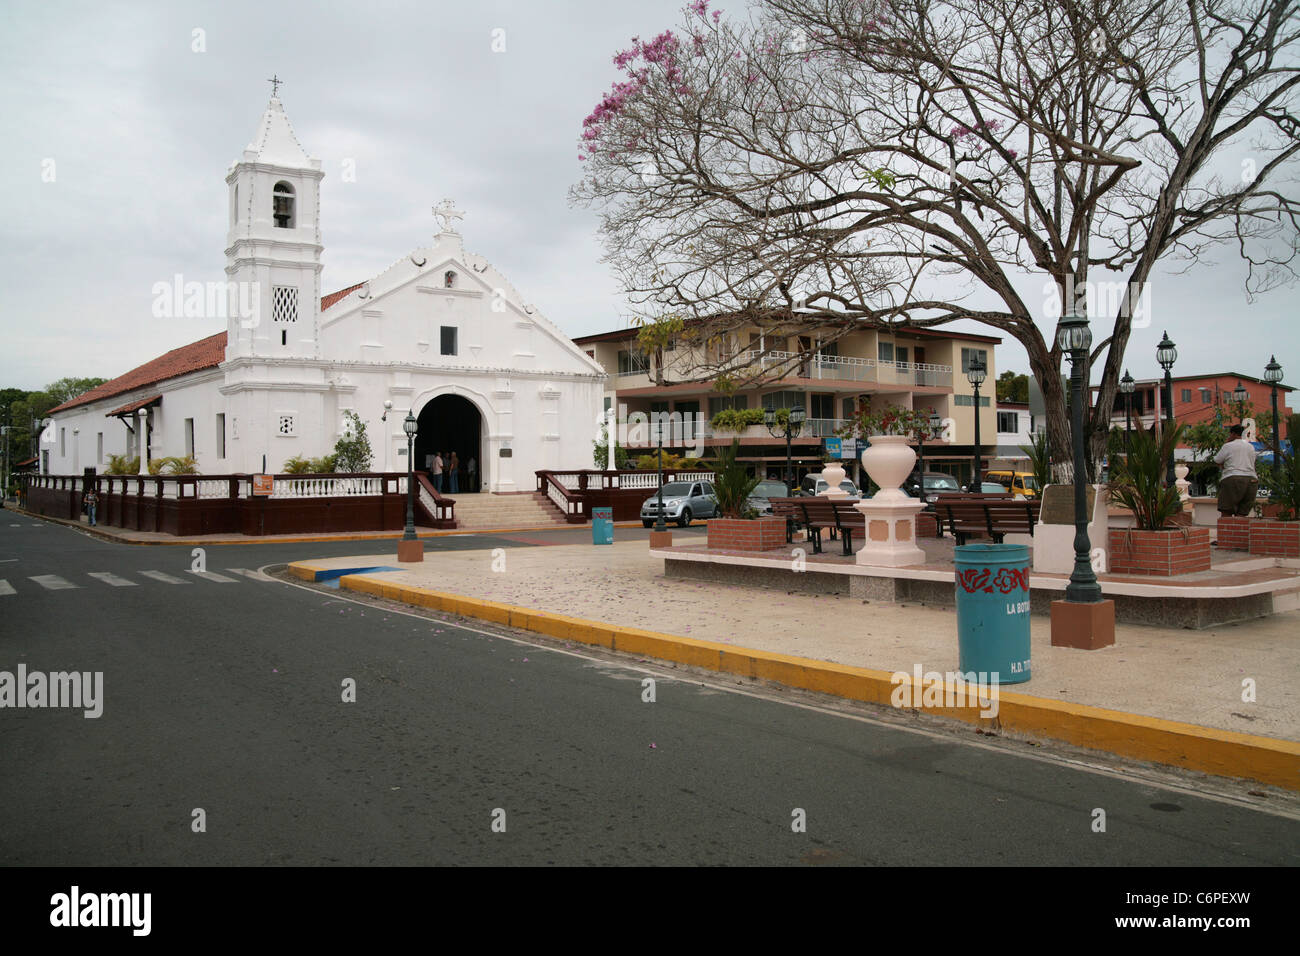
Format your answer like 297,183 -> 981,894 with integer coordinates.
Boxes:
333,411 -> 374,473
996,372 -> 1029,404
45,377 -> 107,407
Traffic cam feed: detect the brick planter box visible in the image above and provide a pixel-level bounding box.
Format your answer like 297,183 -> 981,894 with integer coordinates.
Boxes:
1248,519 -> 1300,558
1217,515 -> 1252,550
1107,527 -> 1211,576
707,516 -> 787,551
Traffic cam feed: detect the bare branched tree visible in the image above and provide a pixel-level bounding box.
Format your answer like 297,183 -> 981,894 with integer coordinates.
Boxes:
571,0 -> 1300,469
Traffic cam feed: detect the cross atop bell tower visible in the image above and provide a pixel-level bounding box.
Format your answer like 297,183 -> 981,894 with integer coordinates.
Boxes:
267,74 -> 283,97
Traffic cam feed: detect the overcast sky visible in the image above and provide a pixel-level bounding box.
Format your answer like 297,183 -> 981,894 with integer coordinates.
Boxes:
1,0 -> 1294,393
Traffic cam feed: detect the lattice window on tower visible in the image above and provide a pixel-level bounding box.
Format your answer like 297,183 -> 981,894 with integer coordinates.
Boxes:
276,413 -> 297,437
273,286 -> 299,323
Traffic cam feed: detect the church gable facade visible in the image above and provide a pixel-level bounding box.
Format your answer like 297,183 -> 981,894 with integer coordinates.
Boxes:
43,95 -> 604,493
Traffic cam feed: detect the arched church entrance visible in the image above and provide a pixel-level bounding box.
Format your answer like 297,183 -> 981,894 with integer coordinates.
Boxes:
416,395 -> 482,493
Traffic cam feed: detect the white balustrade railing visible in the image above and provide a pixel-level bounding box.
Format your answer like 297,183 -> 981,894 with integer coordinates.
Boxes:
544,478 -> 583,516
271,476 -> 384,498
617,473 -> 661,490
194,479 -> 229,499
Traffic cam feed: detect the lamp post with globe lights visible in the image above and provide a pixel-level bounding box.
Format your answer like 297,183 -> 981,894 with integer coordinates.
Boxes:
966,356 -> 986,490
1057,314 -> 1102,604
1156,332 -> 1178,486
1264,356 -> 1284,470
1119,370 -> 1135,452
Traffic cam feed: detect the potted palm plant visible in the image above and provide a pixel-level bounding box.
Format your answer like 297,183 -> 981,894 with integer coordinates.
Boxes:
1107,423 -> 1211,575
706,439 -> 785,550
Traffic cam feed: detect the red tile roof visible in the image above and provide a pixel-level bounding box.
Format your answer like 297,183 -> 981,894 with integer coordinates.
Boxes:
321,282 -> 364,311
106,394 -> 162,417
49,285 -> 363,414
48,332 -> 228,414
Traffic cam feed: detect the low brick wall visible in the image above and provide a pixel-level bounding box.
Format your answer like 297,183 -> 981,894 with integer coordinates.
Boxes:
1217,515 -> 1252,550
1108,527 -> 1212,576
706,517 -> 787,551
1249,519 -> 1300,558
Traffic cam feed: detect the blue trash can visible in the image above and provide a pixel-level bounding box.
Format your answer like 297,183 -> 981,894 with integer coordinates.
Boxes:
592,507 -> 614,545
954,543 -> 1031,684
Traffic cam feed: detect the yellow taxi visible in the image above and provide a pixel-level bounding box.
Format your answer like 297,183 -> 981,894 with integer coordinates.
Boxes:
983,470 -> 1040,499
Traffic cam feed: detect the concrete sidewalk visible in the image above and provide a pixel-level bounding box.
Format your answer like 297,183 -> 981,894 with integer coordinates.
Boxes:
289,539 -> 1300,787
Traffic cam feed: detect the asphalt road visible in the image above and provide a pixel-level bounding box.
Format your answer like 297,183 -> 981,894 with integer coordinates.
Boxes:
1,516 -> 1296,866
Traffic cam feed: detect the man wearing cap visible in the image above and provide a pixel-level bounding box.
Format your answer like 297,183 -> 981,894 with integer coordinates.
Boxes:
1214,424 -> 1258,516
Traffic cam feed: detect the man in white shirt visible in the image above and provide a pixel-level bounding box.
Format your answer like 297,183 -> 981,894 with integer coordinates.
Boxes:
431,452 -> 444,493
1213,424 -> 1258,516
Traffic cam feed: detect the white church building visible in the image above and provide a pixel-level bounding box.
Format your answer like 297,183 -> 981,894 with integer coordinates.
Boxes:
43,94 -> 605,492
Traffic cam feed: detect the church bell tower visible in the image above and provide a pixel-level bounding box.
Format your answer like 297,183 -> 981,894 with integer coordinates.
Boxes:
224,83 -> 324,360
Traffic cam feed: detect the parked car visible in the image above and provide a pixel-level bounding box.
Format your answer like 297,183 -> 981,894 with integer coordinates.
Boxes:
796,475 -> 862,497
983,470 -> 1040,498
747,480 -> 789,516
904,471 -> 964,505
978,481 -> 1016,495
640,480 -> 717,528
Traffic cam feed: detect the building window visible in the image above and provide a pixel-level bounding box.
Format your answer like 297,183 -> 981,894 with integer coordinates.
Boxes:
1180,388 -> 1192,403
761,390 -> 804,410
878,341 -> 894,363
273,286 -> 299,323
96,432 -> 103,464
231,184 -> 238,226
216,414 -> 226,459
60,427 -> 65,456
960,347 -> 989,374
273,181 -> 295,228
997,411 -> 1018,433
184,418 -> 195,457
617,349 -> 650,375
440,326 -> 458,356
1200,388 -> 1213,404
708,395 -> 748,416
444,270 -> 456,289
276,413 -> 296,437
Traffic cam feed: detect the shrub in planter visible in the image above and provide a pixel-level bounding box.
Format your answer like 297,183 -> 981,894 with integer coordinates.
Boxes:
1107,423 -> 1210,575
707,438 -> 783,549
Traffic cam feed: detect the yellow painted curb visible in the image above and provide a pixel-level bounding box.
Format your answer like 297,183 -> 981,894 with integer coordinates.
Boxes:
314,568 -> 1300,791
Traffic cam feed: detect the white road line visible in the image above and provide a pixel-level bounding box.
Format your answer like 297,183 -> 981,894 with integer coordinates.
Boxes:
0,580 -> 14,596
29,574 -> 78,590
226,568 -> 273,581
87,572 -> 138,587
187,569 -> 238,583
138,570 -> 190,585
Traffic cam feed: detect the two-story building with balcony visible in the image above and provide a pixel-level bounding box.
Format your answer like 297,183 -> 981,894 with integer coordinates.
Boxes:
574,321 -> 1002,489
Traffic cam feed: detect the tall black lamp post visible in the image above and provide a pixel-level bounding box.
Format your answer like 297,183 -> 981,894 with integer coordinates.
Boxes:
1232,380 -> 1249,422
1058,313 -> 1102,603
1264,356 -> 1283,469
1119,369 -> 1135,452
1156,331 -> 1178,486
653,414 -> 666,533
966,356 -> 987,490
402,411 -> 418,541
765,405 -> 806,491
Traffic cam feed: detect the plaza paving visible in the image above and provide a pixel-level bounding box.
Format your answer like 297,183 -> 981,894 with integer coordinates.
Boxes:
297,538 -> 1300,743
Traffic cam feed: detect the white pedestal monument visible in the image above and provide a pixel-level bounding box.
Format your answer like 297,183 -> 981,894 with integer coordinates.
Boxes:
854,435 -> 926,567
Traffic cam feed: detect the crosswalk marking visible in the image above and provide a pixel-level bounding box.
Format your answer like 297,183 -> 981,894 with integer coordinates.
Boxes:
226,568 -> 272,581
30,574 -> 78,590
187,569 -> 237,583
0,580 -> 14,596
87,572 -> 138,587
138,570 -> 190,585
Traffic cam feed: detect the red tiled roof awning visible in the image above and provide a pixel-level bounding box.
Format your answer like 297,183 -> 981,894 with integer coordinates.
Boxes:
106,395 -> 162,417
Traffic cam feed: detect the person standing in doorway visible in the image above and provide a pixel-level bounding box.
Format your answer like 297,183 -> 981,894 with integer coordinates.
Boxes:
1214,424 -> 1258,516
448,451 -> 460,493
431,451 -> 444,493
467,456 -> 477,492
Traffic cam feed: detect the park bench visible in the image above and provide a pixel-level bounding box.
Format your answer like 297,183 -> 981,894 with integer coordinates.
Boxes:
926,491 -> 1013,538
768,497 -> 808,544
797,498 -> 867,556
934,498 -> 1041,546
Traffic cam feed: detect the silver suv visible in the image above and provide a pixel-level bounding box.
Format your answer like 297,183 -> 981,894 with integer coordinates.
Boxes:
641,480 -> 717,528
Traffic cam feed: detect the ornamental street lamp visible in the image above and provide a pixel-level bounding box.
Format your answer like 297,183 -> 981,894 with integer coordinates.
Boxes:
654,413 -> 666,533
402,411 -> 418,541
1119,369 -> 1135,452
1232,380 -> 1249,424
765,405 -> 806,491
966,356 -> 987,490
1156,330 -> 1178,486
1057,313 -> 1102,603
1264,356 -> 1283,469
